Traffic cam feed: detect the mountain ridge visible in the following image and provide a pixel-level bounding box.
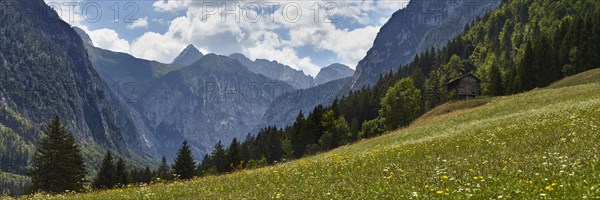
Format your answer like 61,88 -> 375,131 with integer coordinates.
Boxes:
229,53 -> 316,89
314,63 -> 354,86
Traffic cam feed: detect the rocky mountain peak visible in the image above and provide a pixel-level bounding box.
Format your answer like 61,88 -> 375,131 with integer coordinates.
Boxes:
315,63 -> 354,86
172,44 -> 204,66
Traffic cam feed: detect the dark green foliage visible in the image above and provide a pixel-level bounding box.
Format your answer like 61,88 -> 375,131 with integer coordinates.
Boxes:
489,63 -> 504,96
379,78 -> 422,130
210,141 -> 227,173
319,110 -> 351,150
172,141 -> 196,179
226,139 -> 241,171
129,166 -> 154,184
29,116 -> 86,193
114,158 -> 129,187
93,151 -> 116,189
155,156 -> 173,181
358,117 -> 387,139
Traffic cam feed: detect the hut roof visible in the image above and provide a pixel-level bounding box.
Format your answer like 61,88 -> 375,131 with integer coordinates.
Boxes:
445,71 -> 481,85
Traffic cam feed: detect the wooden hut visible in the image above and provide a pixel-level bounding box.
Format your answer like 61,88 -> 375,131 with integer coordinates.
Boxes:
446,72 -> 480,99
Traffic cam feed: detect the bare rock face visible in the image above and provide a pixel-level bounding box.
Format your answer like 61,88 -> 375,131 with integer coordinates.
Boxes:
172,45 -> 204,66
349,0 -> 500,91
315,64 -> 354,86
230,53 -> 315,89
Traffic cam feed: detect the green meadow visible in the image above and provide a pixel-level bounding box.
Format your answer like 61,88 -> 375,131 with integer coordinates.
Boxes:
18,69 -> 600,199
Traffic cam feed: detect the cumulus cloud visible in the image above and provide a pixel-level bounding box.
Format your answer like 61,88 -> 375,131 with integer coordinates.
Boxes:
126,17 -> 149,29
87,28 -> 132,54
130,32 -> 186,62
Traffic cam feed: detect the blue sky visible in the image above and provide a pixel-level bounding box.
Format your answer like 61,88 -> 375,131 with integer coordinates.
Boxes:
44,0 -> 409,76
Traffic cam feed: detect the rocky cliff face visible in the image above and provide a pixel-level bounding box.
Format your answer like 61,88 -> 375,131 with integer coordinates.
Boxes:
0,0 -> 151,160
349,0 -> 500,90
137,54 -> 294,158
172,45 -> 204,66
83,42 -> 296,158
229,53 -> 315,89
314,64 -> 354,86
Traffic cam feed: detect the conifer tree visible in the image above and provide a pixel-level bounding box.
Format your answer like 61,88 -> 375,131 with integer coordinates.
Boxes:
172,141 -> 196,179
489,63 -> 503,96
226,138 -> 241,171
29,116 -> 87,193
114,158 -> 129,187
290,111 -> 306,158
211,141 -> 227,173
142,166 -> 153,183
93,151 -> 116,189
156,156 -> 172,181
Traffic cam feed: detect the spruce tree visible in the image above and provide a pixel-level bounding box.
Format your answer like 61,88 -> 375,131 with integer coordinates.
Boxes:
156,156 -> 173,181
172,141 -> 196,179
211,141 -> 227,173
142,166 -> 153,183
29,116 -> 87,193
226,138 -> 241,171
93,151 -> 116,189
489,63 -> 503,96
114,158 -> 129,187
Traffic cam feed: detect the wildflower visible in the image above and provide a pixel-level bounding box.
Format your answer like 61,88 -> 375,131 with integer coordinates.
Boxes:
442,175 -> 449,180
436,191 -> 443,194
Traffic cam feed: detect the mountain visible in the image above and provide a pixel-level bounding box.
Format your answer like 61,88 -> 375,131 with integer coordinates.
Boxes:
0,0 -> 153,185
172,45 -> 204,66
258,77 -> 351,129
137,54 -> 294,158
76,25 -> 298,159
83,44 -> 185,100
73,26 -> 93,46
348,0 -> 500,90
314,63 -> 354,86
229,53 -> 315,89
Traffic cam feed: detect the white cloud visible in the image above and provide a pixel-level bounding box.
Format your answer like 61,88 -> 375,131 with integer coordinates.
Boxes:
126,17 -> 149,29
152,0 -> 191,12
87,28 -> 132,54
244,32 -> 321,76
130,32 -> 186,62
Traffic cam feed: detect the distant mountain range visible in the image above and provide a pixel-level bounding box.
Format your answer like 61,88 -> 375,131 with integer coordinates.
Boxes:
228,53 -> 316,89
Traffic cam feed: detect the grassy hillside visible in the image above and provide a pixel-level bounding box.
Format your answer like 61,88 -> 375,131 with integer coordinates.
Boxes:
21,69 -> 600,199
